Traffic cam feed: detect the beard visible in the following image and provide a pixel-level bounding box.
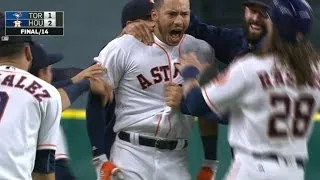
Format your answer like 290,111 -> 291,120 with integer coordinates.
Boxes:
244,20 -> 267,45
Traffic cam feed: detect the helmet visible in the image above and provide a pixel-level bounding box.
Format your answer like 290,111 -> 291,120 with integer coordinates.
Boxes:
267,0 -> 313,42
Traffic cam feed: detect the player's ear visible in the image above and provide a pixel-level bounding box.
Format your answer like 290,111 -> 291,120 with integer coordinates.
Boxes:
24,44 -> 32,63
151,9 -> 159,22
126,21 -> 133,26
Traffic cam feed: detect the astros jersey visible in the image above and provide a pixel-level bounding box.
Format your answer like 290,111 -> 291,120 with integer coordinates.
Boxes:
95,34 -> 214,139
202,54 -> 320,158
55,125 -> 69,160
0,66 -> 62,180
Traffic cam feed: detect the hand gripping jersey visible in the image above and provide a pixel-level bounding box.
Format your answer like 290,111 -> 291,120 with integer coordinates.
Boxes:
95,34 -> 214,139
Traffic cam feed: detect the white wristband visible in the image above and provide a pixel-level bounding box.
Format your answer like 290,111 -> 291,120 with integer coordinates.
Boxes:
92,154 -> 108,167
202,159 -> 219,173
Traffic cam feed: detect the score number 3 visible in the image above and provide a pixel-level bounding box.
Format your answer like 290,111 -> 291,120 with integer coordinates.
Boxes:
268,93 -> 315,138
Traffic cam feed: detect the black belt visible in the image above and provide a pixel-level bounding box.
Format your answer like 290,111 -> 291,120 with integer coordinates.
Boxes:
235,147 -> 305,168
252,153 -> 305,168
118,131 -> 188,150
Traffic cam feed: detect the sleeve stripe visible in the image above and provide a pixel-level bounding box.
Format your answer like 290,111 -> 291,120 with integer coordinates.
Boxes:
55,153 -> 69,160
38,144 -> 56,147
201,87 -> 222,116
37,144 -> 57,150
56,153 -> 68,156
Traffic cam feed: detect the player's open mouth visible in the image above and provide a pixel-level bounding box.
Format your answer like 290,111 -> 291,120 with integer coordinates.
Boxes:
249,24 -> 262,33
169,29 -> 183,43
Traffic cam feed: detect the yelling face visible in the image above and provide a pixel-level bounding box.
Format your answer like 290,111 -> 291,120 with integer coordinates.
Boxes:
152,0 -> 190,46
244,4 -> 269,44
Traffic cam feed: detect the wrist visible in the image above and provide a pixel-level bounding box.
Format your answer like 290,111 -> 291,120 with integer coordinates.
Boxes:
71,76 -> 79,84
202,159 -> 219,173
92,154 -> 108,167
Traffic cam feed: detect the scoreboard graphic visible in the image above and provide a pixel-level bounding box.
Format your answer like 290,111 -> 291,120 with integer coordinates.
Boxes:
5,11 -> 64,36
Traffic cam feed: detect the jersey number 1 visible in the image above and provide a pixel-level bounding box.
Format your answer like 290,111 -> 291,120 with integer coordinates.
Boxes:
268,93 -> 315,138
0,92 -> 9,122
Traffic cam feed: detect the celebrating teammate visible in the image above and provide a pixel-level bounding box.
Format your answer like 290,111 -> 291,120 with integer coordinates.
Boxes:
86,0 -> 154,170
166,0 -> 317,179
28,42 -> 108,180
122,1 -> 272,178
86,0 -> 154,179
89,0 -> 216,179
0,18 -> 61,180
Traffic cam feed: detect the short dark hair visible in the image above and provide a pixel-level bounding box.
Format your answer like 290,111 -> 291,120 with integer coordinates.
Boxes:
0,43 -> 26,58
153,0 -> 164,9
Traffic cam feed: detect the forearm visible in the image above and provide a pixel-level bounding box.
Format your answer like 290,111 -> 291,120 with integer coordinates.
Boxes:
86,91 -> 108,157
62,79 -> 90,104
199,119 -> 218,160
57,89 -> 71,110
187,13 -> 245,63
178,66 -> 221,120
54,80 -> 90,110
32,173 -> 55,180
104,99 -> 116,158
181,85 -> 217,118
33,150 -> 56,180
52,79 -> 73,89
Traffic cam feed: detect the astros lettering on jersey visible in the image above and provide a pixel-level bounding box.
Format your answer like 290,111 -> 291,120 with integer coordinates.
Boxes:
95,34 -> 214,139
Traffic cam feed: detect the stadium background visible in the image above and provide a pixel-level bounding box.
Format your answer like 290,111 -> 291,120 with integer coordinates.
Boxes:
1,0 -> 320,179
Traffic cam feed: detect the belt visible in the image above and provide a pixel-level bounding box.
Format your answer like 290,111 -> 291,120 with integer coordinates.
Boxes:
118,131 -> 188,150
235,147 -> 305,168
252,153 -> 305,168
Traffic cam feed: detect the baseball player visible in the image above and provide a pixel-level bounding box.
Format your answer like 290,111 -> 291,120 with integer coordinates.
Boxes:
86,0 -> 154,169
165,0 -> 317,179
122,0 -> 272,178
28,42 -> 108,180
89,0 -> 217,179
0,18 -> 61,180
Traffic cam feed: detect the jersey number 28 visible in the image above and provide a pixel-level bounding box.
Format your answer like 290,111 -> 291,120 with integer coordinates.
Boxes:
268,93 -> 315,138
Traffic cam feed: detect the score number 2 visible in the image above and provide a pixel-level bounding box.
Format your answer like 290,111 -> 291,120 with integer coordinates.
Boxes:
268,93 -> 316,138
0,92 -> 9,122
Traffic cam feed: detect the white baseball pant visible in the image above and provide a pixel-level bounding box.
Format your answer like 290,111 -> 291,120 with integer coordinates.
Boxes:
224,149 -> 305,180
110,133 -> 191,180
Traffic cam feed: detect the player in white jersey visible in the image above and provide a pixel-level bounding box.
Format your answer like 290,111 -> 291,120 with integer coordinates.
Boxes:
165,0 -> 317,179
28,41 -> 107,180
92,0 -> 216,179
0,24 -> 61,180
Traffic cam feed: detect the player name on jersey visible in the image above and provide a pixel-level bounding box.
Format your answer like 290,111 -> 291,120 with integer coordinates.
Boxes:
5,11 -> 64,36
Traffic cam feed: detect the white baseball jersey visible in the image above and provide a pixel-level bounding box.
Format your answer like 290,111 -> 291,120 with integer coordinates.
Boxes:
202,54 -> 320,159
95,34 -> 214,139
0,66 -> 62,180
55,125 -> 69,160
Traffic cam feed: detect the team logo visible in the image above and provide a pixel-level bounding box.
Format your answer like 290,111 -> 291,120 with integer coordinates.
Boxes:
13,12 -> 23,19
13,20 -> 21,27
12,12 -> 23,27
